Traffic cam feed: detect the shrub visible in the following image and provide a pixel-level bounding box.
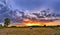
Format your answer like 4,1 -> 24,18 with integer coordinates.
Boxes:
11,26 -> 17,28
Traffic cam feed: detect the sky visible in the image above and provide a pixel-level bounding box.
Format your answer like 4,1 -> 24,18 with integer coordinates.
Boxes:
0,0 -> 60,23
6,0 -> 60,14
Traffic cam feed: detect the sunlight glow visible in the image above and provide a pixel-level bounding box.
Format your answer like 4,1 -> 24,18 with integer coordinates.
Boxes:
26,23 -> 40,26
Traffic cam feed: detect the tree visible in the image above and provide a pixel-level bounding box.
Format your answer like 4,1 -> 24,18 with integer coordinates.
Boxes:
4,18 -> 10,27
43,25 -> 46,27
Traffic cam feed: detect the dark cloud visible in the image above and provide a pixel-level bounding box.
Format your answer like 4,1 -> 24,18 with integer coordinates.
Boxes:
6,0 -> 60,14
0,0 -> 60,23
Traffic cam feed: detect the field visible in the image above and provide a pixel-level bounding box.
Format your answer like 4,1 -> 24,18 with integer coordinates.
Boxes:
0,27 -> 60,35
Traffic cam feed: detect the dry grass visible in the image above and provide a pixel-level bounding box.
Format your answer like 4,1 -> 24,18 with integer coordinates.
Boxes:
0,27 -> 60,35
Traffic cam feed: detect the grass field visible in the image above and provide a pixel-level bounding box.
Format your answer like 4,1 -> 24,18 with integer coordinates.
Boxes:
0,27 -> 60,35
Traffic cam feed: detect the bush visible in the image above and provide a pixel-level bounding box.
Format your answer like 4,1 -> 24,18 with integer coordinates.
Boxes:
11,26 -> 17,28
0,26 -> 5,29
43,25 -> 46,27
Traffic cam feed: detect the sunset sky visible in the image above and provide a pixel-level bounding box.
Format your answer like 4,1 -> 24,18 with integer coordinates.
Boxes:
0,0 -> 60,26
7,0 -> 60,26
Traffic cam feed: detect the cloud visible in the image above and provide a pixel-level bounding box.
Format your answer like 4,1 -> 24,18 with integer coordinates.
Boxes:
16,11 -> 22,17
6,0 -> 60,14
0,0 -> 60,23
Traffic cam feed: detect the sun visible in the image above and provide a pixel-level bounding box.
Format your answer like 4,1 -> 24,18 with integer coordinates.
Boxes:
25,21 -> 43,26
23,18 -> 44,26
26,23 -> 40,26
